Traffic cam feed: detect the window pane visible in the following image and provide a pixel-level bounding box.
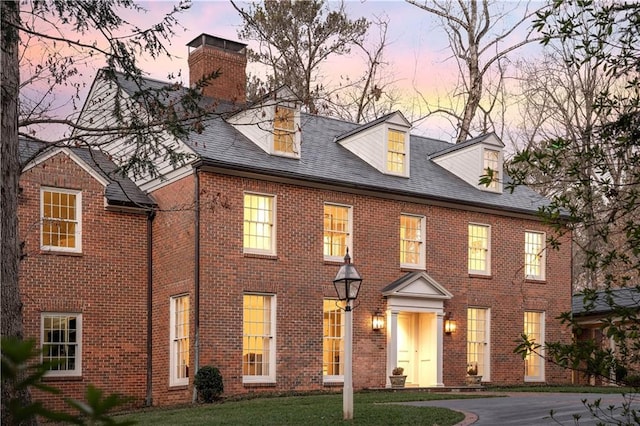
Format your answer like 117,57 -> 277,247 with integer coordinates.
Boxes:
324,205 -> 350,257
400,215 -> 422,265
524,311 -> 543,379
243,194 -> 274,252
42,314 -> 79,373
274,106 -> 295,153
243,294 -> 272,377
387,130 -> 405,173
323,300 -> 344,377
41,189 -> 79,250
467,308 -> 487,377
483,150 -> 499,189
468,224 -> 489,272
525,232 -> 544,278
171,295 -> 190,383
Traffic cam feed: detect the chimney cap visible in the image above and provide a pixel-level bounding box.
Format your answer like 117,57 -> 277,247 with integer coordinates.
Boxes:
187,33 -> 247,53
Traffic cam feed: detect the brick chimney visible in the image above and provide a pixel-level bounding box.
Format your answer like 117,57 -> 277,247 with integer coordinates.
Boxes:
187,34 -> 247,103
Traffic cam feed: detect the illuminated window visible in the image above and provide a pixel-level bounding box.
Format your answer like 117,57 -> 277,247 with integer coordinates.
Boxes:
170,295 -> 190,386
468,224 -> 490,274
525,231 -> 545,280
387,129 -> 406,174
467,308 -> 489,380
274,106 -> 295,154
243,294 -> 276,382
524,311 -> 545,381
323,299 -> 344,381
400,214 -> 425,268
243,193 -> 275,254
41,188 -> 81,252
41,313 -> 82,377
323,204 -> 352,260
483,149 -> 500,190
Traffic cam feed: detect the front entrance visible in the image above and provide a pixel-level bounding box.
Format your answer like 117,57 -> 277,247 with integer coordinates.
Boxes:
382,271 -> 453,388
397,312 -> 438,386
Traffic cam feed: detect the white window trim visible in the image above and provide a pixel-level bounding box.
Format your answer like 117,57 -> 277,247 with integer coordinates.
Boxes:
271,104 -> 300,158
467,307 -> 491,382
323,203 -> 353,262
169,294 -> 189,387
384,124 -> 409,177
468,223 -> 491,275
243,293 -> 277,384
400,214 -> 426,270
243,192 -> 277,256
524,311 -> 546,382
40,187 -> 82,253
525,230 -> 546,281
41,313 -> 82,377
480,148 -> 502,193
323,299 -> 345,384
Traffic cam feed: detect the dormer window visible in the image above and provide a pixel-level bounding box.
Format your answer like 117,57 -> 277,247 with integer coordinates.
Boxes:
274,106 -> 296,155
387,129 -> 406,174
483,149 -> 500,190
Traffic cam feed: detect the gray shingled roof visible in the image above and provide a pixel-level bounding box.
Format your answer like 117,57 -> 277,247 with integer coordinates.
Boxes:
113,72 -> 553,216
572,287 -> 640,317
19,138 -> 154,208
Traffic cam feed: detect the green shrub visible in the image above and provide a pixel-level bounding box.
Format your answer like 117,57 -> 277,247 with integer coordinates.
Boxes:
194,366 -> 224,403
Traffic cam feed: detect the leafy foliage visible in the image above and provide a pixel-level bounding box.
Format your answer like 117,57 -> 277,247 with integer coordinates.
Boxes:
194,366 -> 224,403
1,337 -> 135,425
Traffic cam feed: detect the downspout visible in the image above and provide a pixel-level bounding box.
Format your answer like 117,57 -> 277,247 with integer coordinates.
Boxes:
145,208 -> 156,407
192,168 -> 201,403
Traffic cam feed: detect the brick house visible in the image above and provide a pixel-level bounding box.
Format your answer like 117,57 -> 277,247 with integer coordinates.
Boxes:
19,33 -> 573,408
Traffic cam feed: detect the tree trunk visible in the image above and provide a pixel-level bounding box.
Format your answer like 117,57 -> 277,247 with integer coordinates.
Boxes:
1,1 -> 36,424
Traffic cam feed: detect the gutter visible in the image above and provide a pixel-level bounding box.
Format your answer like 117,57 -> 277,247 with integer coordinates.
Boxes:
145,208 -> 156,407
192,168 -> 201,403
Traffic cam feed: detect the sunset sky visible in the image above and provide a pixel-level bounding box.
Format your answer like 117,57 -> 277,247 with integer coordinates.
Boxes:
21,0 -> 545,142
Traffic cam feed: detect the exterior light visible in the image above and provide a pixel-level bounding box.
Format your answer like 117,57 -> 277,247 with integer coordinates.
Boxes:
444,312 -> 457,335
332,248 -> 362,420
372,312 -> 385,331
332,249 -> 362,306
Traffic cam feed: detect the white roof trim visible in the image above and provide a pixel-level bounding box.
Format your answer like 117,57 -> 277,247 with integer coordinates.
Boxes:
22,147 -> 109,187
382,272 -> 453,300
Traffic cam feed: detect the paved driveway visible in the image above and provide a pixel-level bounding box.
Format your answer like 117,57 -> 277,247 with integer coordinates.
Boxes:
405,392 -> 640,425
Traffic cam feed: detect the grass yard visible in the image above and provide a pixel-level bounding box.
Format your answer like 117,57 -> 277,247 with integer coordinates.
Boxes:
116,391 -> 487,425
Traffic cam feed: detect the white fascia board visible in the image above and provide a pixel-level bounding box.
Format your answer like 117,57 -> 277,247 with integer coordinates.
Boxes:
22,147 -> 109,188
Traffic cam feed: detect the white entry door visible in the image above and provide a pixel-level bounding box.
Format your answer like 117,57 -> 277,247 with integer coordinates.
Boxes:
397,312 -> 437,386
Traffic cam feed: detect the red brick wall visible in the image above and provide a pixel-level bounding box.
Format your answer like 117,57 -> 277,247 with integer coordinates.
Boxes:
18,152 -> 148,411
188,171 -> 572,398
148,175 -> 196,406
188,45 -> 246,103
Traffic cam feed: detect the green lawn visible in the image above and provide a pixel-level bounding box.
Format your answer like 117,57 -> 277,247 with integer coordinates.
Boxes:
116,391 -> 487,425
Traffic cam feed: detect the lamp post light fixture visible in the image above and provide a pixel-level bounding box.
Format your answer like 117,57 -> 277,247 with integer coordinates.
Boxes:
372,311 -> 385,331
332,249 -> 362,420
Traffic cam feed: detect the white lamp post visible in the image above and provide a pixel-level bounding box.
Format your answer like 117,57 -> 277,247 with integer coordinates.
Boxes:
332,249 -> 362,420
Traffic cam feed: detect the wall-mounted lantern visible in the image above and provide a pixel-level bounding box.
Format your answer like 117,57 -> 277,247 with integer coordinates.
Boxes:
444,312 -> 457,335
372,311 -> 385,331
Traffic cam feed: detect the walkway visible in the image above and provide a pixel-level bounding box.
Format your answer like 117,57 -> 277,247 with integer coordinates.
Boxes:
406,392 -> 640,425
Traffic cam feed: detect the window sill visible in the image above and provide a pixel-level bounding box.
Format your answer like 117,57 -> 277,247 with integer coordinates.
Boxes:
168,384 -> 189,391
243,381 -> 276,388
243,253 -> 278,260
40,250 -> 83,257
323,381 -> 344,387
468,273 -> 492,279
401,266 -> 426,272
42,375 -> 83,382
525,278 -> 546,284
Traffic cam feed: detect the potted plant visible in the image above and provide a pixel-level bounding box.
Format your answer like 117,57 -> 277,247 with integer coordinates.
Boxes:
389,366 -> 407,388
465,363 -> 482,387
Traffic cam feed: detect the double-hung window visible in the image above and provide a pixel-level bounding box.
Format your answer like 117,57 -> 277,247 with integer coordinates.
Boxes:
387,129 -> 406,174
524,311 -> 545,381
483,149 -> 500,190
400,214 -> 425,269
525,231 -> 546,280
467,308 -> 490,381
41,313 -> 82,377
323,299 -> 344,382
170,295 -> 190,386
274,106 -> 296,155
243,294 -> 276,383
323,203 -> 352,261
243,193 -> 276,255
41,188 -> 82,252
468,224 -> 490,275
